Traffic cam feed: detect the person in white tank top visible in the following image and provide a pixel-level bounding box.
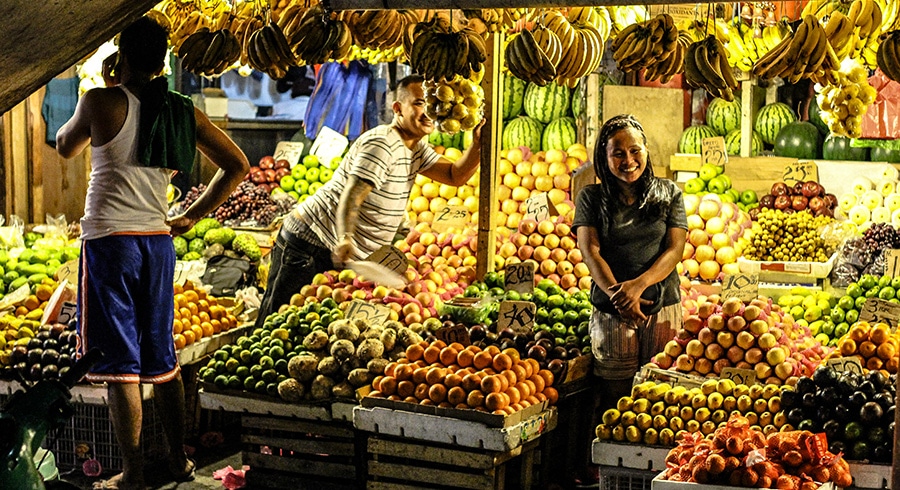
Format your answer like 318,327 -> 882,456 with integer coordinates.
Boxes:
56,16 -> 249,490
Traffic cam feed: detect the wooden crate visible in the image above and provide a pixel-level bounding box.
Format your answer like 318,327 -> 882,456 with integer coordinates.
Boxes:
242,413 -> 365,489
365,435 -> 540,490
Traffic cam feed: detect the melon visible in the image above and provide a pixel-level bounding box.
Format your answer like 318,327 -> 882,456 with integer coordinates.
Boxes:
502,116 -> 544,151
523,82 -> 571,124
571,82 -> 584,118
542,117 -> 577,151
822,134 -> 869,161
773,121 -> 823,160
678,125 -> 717,154
807,97 -> 829,135
706,97 -> 742,136
755,102 -> 797,145
724,129 -> 763,156
871,146 -> 900,163
503,73 -> 527,120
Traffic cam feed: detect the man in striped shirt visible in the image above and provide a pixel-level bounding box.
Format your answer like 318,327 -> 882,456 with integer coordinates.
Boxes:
256,75 -> 482,326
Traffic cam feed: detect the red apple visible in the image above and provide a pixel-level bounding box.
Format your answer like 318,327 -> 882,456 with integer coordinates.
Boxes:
259,155 -> 276,169
770,182 -> 789,196
274,159 -> 291,170
790,195 -> 808,211
264,168 -> 278,183
808,196 -> 826,213
773,195 -> 790,210
801,181 -> 821,198
759,194 -> 775,209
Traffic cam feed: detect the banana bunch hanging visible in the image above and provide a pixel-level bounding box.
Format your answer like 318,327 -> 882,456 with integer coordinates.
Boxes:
684,35 -> 740,101
407,17 -> 487,82
288,5 -> 353,64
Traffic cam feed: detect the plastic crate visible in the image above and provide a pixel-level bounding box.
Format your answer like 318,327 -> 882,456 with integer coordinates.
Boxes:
599,465 -> 656,490
46,398 -> 167,472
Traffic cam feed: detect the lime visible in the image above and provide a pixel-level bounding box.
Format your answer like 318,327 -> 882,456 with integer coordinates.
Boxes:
532,289 -> 548,306
505,290 -> 521,301
548,295 -> 565,308
259,355 -> 275,370
879,287 -> 896,300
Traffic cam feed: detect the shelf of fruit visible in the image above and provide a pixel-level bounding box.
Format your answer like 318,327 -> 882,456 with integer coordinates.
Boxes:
679,193 -> 754,282
178,180 -> 294,229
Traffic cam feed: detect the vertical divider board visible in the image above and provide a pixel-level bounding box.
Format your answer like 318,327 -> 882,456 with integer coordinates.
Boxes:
476,32 -> 504,281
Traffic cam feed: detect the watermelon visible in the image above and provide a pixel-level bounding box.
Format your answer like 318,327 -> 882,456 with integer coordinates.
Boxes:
503,73 -> 526,120
502,116 -> 544,151
822,134 -> 869,161
807,97 -> 829,135
678,125 -> 717,154
706,97 -> 742,136
571,82 -> 584,118
724,129 -> 763,156
542,117 -> 577,151
871,146 -> 900,163
428,131 -> 472,150
523,82 -> 571,124
755,102 -> 797,145
773,121 -> 823,159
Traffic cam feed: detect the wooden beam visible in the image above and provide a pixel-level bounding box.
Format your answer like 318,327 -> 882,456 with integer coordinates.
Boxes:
476,32 -> 504,280
328,0 -> 729,9
0,0 -> 157,115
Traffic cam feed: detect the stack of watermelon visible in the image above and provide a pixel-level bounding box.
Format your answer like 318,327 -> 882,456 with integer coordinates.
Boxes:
501,76 -> 576,152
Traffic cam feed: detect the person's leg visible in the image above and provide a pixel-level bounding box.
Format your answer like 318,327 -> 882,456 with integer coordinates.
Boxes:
257,231 -> 331,327
153,372 -> 193,478
104,383 -> 145,489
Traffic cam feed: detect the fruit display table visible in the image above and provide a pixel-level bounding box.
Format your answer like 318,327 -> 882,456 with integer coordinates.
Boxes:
199,389 -> 363,489
592,440 -> 670,490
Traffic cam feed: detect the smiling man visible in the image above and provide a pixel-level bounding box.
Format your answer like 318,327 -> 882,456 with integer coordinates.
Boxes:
256,75 -> 483,326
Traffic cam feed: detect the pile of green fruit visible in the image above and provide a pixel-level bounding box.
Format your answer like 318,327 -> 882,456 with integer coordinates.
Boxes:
271,154 -> 341,204
0,245 -> 77,297
744,208 -> 834,262
776,288 -> 840,347
682,163 -> 760,212
826,274 -> 900,342
172,217 -> 261,262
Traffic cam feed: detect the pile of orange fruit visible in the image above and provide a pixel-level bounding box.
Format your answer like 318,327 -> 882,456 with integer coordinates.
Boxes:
368,339 -> 559,415
172,280 -> 237,349
12,280 -> 57,320
827,321 -> 899,376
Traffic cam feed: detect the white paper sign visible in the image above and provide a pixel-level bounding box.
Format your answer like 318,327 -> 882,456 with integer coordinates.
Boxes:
310,126 -> 349,168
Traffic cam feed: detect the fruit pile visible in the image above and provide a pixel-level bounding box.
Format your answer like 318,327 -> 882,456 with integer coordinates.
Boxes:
682,163 -> 760,212
366,340 -> 559,415
680,194 -> 753,282
780,367 -> 895,462
827,321 -> 899,375
596,379 -> 788,446
498,217 -> 589,293
424,73 -> 485,134
2,322 -> 78,382
658,414 -> 852,488
816,58 -> 878,138
180,181 -> 293,228
172,217 -> 261,262
172,280 -> 237,349
830,274 -> 900,339
836,166 -> 900,228
0,245 -> 75,299
662,296 -> 829,384
755,181 -> 837,220
248,155 -> 292,194
744,208 -> 835,262
408,150 -> 480,231
273,154 -> 340,204
774,288 -> 839,347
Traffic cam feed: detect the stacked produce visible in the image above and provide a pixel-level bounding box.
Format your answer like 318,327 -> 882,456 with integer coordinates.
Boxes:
0,244 -> 74,298
682,163 -> 760,210
815,58 -> 878,138
658,414 -> 852,488
172,217 -> 261,262
663,296 -> 830,384
180,181 -> 293,228
366,339 -> 559,414
177,25 -> 241,77
827,320 -> 900,375
498,217 -> 589,293
274,154 -> 339,203
407,17 -> 485,82
684,35 -> 740,101
288,5 -> 352,66
831,225 -> 900,285
595,380 -> 790,445
754,102 -> 798,147
612,13 -> 683,84
172,280 -> 238,348
755,181 -> 837,219
744,208 -> 835,262
779,367 -> 895,461
341,9 -> 414,53
828,274 -> 900,337
753,15 -> 838,86
836,165 -> 900,227
774,288 -> 839,347
423,72 -> 485,134
679,193 -> 753,281
719,16 -> 790,72
2,322 -> 79,382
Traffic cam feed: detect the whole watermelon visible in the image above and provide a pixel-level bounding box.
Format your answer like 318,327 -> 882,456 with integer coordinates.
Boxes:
542,117 -> 577,151
724,129 -> 763,156
822,134 -> 869,161
706,98 -> 742,136
502,116 -> 544,151
678,125 -> 717,154
503,73 -> 527,120
807,97 -> 829,135
773,121 -> 823,159
571,81 -> 584,118
523,82 -> 571,124
871,146 -> 900,163
755,102 -> 797,145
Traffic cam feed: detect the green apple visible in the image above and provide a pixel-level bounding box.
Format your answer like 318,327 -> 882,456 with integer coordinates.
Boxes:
280,175 -> 296,192
319,168 -> 334,183
707,176 -> 727,194
740,190 -> 758,205
287,190 -> 300,201
699,163 -> 719,182
291,165 -> 307,180
330,156 -> 342,170
298,194 -> 310,203
305,167 -> 321,183
716,165 -> 725,175
718,174 -> 732,190
302,154 -> 320,169
293,179 -> 310,195
308,182 -> 323,195
270,187 -> 287,198
684,177 -> 706,194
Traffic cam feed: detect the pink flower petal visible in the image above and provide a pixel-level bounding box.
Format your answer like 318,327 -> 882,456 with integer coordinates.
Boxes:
213,465 -> 236,480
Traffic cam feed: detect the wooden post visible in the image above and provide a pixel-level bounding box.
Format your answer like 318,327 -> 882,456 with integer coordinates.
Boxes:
6,101 -> 32,220
583,72 -> 601,163
740,78 -> 754,158
476,32 -> 504,280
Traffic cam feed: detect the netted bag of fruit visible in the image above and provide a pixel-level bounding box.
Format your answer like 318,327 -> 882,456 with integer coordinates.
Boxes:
423,75 -> 485,134
815,58 -> 878,138
711,413 -> 766,458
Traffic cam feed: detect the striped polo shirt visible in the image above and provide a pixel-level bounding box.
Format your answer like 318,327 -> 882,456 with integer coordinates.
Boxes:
286,124 -> 440,260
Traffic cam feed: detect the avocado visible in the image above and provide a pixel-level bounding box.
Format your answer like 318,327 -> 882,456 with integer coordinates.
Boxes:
868,370 -> 888,391
823,419 -> 843,441
797,419 -> 818,432
781,389 -> 801,410
860,401 -> 884,423
850,441 -> 870,461
849,391 -> 869,409
845,421 -> 864,441
816,406 -> 834,423
787,407 -> 806,426
818,386 -> 840,404
813,366 -> 838,387
802,392 -> 818,408
867,426 -> 886,445
858,380 -> 877,398
829,440 -> 846,455
872,392 -> 893,410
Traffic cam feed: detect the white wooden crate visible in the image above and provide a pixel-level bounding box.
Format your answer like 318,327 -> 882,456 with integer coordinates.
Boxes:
592,440 -> 672,472
848,462 -> 891,489
199,388 -> 356,422
353,406 -> 557,452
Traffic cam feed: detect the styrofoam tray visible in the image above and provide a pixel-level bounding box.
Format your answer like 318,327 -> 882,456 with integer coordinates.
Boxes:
738,253 -> 835,283
592,440 -> 671,471
847,462 -> 891,489
352,405 -> 557,452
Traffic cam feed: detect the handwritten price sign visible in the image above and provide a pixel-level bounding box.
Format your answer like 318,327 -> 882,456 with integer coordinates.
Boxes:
497,300 -> 536,334
858,297 -> 900,328
436,323 -> 471,346
431,205 -> 470,232
504,261 -> 535,294
721,273 -> 759,302
782,161 -> 819,187
825,356 -> 864,375
884,249 -> 900,278
310,126 -> 349,167
720,367 -> 757,386
56,301 -> 78,326
345,299 -> 392,324
524,193 -> 558,222
701,136 -> 727,167
55,260 -> 79,285
273,141 -> 306,167
365,245 -> 409,276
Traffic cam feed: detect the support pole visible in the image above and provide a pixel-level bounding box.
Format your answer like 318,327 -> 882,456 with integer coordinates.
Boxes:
476,32 -> 504,280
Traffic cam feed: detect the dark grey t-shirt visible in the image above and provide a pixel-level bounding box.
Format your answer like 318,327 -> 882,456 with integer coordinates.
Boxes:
571,180 -> 688,313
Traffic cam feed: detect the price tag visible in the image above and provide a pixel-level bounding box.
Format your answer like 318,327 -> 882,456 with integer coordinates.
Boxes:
435,323 -> 471,346
497,300 -> 536,334
720,367 -> 757,386
523,193 -> 558,222
344,299 -> 392,324
806,433 -> 828,461
56,302 -> 78,326
721,273 -> 759,302
782,161 -> 819,186
858,297 -> 900,328
55,259 -> 79,285
504,261 -> 535,294
701,136 -> 727,167
310,126 -> 349,168
825,356 -> 864,375
364,245 -> 409,276
273,141 -> 306,167
884,249 -> 900,278
431,205 -> 470,232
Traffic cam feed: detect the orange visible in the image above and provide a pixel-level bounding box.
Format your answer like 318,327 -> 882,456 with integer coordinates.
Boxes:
35,284 -> 53,302
447,386 -> 467,405
380,377 -> 398,396
179,307 -> 192,320
839,339 -> 857,357
465,344 -> 482,354
372,376 -> 384,391
432,340 -> 447,350
23,295 -> 39,311
870,324 -> 891,345
859,341 -> 877,358
473,351 -> 493,370
439,346 -> 459,366
191,315 -> 202,327
210,319 -> 222,334
425,367 -> 446,385
414,360 -> 429,369
187,302 -> 199,316
182,329 -> 195,345
198,311 -> 211,324
455,403 -> 469,410
544,387 -> 559,405
200,322 -> 214,338
182,280 -> 195,291
444,373 -> 462,388
529,374 -> 546,394
461,373 -> 483,392
173,333 -> 186,349
414,383 -> 430,400
512,364 -> 528,383
485,392 -> 509,412
397,380 -> 415,398
208,296 -> 218,306
14,306 -> 27,317
449,342 -> 465,351
456,349 -> 475,368
172,319 -> 183,335
423,345 -> 442,365
501,369 -> 517,387
173,283 -> 183,295
174,294 -> 187,309
492,353 -> 513,372
485,345 -> 501,357
406,344 -> 425,362
191,324 -> 204,341
403,396 -> 418,404
394,364 -> 414,382
848,325 -> 869,343
480,375 -> 503,394
467,389 -> 485,408
428,384 -> 447,403
867,357 -> 884,371
183,290 -> 199,303
505,386 -> 522,405
515,381 -> 532,399
538,369 -> 555,388
877,342 -> 896,361
411,367 -> 428,384
501,348 -> 520,363
420,399 -> 434,406
384,362 -> 398,377
525,359 -> 541,378
197,299 -> 210,313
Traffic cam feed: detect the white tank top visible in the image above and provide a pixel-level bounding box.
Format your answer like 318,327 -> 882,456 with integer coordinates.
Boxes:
81,86 -> 172,240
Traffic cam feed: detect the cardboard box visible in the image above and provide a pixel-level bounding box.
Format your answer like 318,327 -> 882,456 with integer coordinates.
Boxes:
738,253 -> 836,284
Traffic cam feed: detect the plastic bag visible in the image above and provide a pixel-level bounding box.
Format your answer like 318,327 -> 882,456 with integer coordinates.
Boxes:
0,215 -> 25,251
32,214 -> 69,249
862,70 -> 900,139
